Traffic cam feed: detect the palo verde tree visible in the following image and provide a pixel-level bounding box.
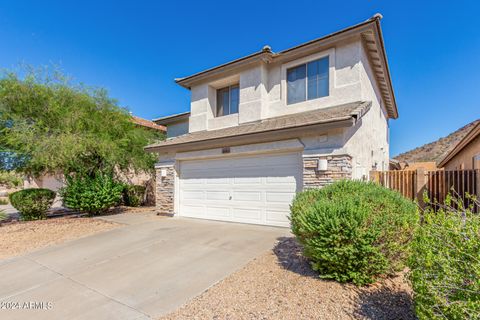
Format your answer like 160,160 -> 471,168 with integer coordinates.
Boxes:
0,68 -> 164,178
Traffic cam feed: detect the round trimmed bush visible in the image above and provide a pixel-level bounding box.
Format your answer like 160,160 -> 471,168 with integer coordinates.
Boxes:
9,188 -> 56,220
290,180 -> 418,285
123,185 -> 146,207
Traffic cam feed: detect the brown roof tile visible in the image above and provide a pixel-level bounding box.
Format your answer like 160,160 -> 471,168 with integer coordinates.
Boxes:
131,116 -> 166,132
145,101 -> 371,151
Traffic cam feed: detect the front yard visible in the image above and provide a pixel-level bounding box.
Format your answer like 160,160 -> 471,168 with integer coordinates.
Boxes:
0,206 -> 160,260
0,217 -> 118,259
162,237 -> 415,320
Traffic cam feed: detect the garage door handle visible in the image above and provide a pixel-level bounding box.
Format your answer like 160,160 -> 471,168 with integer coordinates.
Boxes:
229,196 -> 232,200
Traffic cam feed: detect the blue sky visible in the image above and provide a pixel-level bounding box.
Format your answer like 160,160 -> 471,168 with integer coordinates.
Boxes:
0,1 -> 479,156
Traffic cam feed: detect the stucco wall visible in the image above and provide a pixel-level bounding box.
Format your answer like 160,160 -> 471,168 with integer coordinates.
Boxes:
188,37 -> 373,133
166,121 -> 189,138
340,42 -> 389,179
443,135 -> 480,170
179,36 -> 389,180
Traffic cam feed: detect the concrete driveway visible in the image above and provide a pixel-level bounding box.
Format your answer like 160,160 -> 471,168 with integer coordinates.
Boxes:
0,213 -> 289,319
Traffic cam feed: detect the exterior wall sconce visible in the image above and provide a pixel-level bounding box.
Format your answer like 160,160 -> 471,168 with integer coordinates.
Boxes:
318,158 -> 328,171
161,168 -> 167,177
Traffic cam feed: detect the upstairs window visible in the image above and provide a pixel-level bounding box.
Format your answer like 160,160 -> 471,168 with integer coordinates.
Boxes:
287,56 -> 329,105
216,85 -> 239,117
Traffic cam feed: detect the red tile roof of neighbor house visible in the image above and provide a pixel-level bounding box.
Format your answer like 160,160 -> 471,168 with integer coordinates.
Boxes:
131,115 -> 166,132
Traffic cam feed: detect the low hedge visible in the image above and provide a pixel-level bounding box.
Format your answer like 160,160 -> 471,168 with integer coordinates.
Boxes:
290,180 -> 419,285
408,199 -> 480,319
123,185 -> 146,207
9,188 -> 56,220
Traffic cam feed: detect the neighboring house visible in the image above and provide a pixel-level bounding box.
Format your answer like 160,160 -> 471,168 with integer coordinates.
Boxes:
395,119 -> 480,165
389,160 -> 437,171
131,115 -> 167,132
154,112 -> 190,139
145,14 -> 398,227
438,121 -> 480,170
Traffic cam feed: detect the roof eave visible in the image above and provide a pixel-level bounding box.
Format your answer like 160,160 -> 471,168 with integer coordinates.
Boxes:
438,122 -> 480,167
153,112 -> 191,125
175,50 -> 273,89
145,117 -> 355,154
173,15 -> 398,119
372,17 -> 398,119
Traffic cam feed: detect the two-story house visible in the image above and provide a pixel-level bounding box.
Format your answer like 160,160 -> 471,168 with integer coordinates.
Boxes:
146,14 -> 398,227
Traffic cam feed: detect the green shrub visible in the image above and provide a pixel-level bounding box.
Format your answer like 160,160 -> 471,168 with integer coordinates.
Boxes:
0,170 -> 23,188
0,209 -> 6,221
60,174 -> 123,215
123,185 -> 146,207
9,188 -> 56,220
408,198 -> 480,320
290,180 -> 419,285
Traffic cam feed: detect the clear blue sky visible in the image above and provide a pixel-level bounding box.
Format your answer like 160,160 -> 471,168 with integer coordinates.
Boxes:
0,0 -> 479,156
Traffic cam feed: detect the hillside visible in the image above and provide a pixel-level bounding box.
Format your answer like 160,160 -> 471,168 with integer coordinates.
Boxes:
394,119 -> 480,164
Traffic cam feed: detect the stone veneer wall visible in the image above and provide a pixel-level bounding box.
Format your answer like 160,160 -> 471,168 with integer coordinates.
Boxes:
155,166 -> 175,215
303,155 -> 353,188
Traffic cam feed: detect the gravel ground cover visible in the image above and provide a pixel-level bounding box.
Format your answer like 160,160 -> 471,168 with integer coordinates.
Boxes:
162,237 -> 415,320
0,217 -> 118,259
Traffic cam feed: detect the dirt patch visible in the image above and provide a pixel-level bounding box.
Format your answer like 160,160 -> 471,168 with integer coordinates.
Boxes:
0,217 -> 119,260
161,237 -> 415,320
106,206 -> 158,215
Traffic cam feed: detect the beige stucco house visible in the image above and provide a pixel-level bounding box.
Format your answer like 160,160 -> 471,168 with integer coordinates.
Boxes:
438,121 -> 480,170
146,14 -> 398,227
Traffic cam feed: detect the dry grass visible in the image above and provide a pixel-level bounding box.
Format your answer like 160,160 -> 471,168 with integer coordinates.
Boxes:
0,217 -> 118,259
395,119 -> 479,162
162,237 -> 415,320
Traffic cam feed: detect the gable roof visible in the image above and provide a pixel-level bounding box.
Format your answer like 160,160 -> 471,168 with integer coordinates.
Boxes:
174,14 -> 397,119
131,115 -> 166,132
438,121 -> 480,167
145,101 -> 371,153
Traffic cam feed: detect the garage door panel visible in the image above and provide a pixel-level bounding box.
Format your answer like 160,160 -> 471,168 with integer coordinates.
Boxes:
266,176 -> 297,184
233,177 -> 262,184
206,191 -> 230,200
181,178 -> 205,186
266,192 -> 296,203
233,191 -> 262,202
179,152 -> 301,227
206,178 -> 231,184
182,190 -> 204,200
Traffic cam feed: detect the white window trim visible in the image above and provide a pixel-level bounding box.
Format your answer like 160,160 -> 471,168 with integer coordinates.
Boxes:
280,48 -> 335,108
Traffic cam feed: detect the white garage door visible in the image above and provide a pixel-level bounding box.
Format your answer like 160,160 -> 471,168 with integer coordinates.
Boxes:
179,152 -> 302,227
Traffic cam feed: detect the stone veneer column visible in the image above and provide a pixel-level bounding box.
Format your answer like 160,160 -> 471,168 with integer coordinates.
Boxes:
155,165 -> 175,215
303,155 -> 353,188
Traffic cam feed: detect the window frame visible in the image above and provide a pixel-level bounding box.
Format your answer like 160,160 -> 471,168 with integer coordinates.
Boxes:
286,56 -> 329,105
280,48 -> 334,108
215,84 -> 240,117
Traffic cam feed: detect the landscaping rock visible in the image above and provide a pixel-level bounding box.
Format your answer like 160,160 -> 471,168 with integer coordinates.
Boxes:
161,237 -> 415,320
